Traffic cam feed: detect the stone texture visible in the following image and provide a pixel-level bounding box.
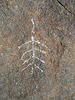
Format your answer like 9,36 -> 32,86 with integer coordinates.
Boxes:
0,0 -> 75,100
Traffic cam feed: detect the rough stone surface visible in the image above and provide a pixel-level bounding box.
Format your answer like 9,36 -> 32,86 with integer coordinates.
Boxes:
0,0 -> 75,100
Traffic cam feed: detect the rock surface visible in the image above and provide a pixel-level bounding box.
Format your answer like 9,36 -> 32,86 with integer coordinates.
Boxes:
0,0 -> 75,100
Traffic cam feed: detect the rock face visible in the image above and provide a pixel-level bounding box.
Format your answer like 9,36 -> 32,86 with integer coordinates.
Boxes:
0,0 -> 75,100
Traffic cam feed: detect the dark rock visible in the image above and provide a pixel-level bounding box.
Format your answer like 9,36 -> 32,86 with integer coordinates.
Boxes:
0,0 -> 75,99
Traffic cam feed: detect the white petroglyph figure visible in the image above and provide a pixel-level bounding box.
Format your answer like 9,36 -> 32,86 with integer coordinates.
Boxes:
18,19 -> 51,74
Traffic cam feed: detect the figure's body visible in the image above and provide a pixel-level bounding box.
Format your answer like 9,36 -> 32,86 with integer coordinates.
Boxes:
18,36 -> 50,74
18,19 -> 50,74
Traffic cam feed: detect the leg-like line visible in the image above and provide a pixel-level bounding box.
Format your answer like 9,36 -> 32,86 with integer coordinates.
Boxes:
21,49 -> 33,59
22,57 -> 31,65
34,64 -> 43,72
18,41 -> 32,49
34,48 -> 46,55
35,40 -> 51,51
35,56 -> 45,63
22,62 -> 33,71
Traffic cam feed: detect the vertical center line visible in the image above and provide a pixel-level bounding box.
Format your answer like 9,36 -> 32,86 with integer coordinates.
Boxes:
31,36 -> 35,60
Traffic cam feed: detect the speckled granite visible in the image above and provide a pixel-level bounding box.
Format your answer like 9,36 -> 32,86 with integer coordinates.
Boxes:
0,0 -> 75,100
